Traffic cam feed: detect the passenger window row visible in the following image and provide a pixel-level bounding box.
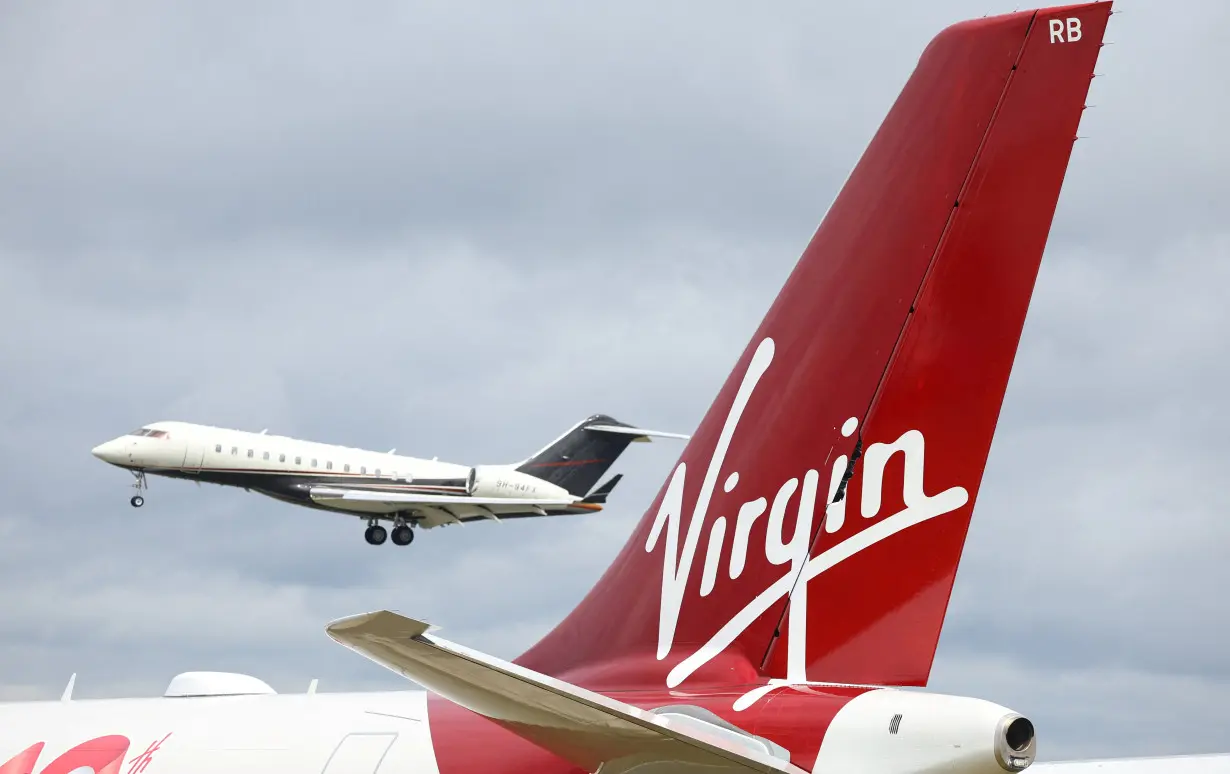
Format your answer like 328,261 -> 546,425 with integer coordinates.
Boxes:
210,443 -> 398,479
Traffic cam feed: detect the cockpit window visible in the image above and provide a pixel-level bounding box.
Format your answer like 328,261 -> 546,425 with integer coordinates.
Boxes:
127,428 -> 168,438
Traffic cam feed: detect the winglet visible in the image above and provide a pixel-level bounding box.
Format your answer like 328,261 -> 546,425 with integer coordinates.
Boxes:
60,673 -> 76,702
327,611 -> 435,641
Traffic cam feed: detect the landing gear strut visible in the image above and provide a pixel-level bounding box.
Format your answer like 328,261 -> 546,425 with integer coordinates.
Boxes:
391,514 -> 415,546
129,470 -> 148,507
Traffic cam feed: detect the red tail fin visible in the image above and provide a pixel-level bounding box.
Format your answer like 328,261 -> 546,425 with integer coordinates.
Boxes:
517,2 -> 1111,689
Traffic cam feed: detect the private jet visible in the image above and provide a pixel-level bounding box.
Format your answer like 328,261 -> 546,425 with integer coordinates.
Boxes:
91,414 -> 687,545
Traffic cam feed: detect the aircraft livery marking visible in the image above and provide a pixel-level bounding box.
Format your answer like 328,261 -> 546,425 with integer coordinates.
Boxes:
645,337 -> 970,690
1,734 -> 171,774
125,734 -> 171,774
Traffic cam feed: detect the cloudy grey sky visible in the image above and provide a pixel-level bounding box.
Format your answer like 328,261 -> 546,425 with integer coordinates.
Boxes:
1,0 -> 1228,763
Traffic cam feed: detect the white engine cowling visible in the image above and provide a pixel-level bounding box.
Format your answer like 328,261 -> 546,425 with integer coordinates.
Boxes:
814,689 -> 1036,774
466,465 -> 571,501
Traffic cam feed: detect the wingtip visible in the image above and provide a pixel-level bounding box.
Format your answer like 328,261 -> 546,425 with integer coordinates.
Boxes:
325,610 -> 436,643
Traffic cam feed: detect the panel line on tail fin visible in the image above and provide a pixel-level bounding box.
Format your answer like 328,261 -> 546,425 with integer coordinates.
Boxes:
759,12 -> 1042,676
854,13 -> 1041,438
759,2 -> 1113,686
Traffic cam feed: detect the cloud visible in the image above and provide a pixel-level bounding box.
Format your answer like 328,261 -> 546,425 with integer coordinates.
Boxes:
931,652 -> 1230,760
1,0 -> 1229,762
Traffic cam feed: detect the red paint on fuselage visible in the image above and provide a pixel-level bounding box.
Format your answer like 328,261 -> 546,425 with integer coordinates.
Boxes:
0,737 -> 131,774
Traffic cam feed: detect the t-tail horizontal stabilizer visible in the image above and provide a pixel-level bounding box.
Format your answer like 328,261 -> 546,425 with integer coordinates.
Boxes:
586,424 -> 692,443
325,610 -> 806,774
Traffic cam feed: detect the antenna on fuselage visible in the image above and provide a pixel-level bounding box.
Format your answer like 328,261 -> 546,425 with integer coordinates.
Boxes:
307,678 -> 318,695
387,448 -> 396,454
259,429 -> 268,435
60,673 -> 76,701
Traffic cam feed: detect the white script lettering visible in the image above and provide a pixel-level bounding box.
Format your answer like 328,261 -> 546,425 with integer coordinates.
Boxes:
644,336 -> 971,689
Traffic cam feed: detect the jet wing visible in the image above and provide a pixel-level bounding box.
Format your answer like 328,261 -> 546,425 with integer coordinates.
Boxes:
309,486 -> 577,515
326,610 -> 807,774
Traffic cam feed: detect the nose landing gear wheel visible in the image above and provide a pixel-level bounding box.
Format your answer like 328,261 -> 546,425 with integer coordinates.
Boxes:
128,470 -> 148,506
364,525 -> 388,546
391,525 -> 414,546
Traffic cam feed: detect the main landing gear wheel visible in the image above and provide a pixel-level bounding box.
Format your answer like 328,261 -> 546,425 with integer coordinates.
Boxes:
130,495 -> 144,508
364,525 -> 388,546
391,525 -> 414,546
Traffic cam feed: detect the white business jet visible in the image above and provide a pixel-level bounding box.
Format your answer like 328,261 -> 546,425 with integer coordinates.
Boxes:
91,414 -> 688,546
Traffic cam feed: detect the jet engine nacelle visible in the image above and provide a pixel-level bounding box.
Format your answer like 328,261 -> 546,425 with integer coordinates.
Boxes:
466,465 -> 572,501
814,689 -> 1036,774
